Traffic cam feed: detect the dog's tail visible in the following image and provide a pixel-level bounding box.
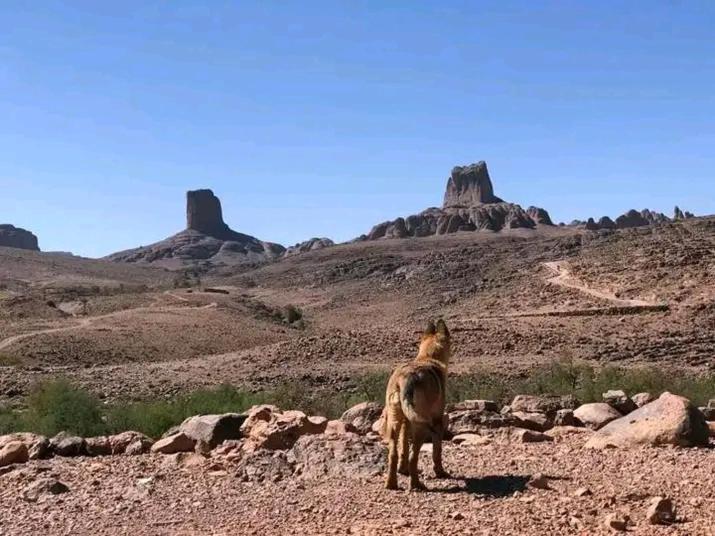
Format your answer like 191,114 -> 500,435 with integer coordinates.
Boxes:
401,373 -> 440,436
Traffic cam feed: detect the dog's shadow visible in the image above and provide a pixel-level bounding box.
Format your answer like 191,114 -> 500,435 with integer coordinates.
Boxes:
430,474 -> 530,497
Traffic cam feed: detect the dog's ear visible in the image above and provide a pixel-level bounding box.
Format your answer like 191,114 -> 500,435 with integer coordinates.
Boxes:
436,319 -> 450,339
423,320 -> 437,336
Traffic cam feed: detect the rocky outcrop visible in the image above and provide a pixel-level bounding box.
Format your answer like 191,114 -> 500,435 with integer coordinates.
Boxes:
108,189 -> 285,268
284,237 -> 334,257
0,224 -> 39,251
363,161 -> 553,241
579,207 -> 695,232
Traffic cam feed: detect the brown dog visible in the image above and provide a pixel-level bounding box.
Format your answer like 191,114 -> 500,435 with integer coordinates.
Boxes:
383,319 -> 451,491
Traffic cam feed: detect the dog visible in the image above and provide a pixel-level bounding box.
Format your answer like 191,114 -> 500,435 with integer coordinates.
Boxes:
383,319 -> 451,491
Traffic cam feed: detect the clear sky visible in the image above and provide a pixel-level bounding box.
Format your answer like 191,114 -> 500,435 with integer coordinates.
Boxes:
1,1 -> 713,257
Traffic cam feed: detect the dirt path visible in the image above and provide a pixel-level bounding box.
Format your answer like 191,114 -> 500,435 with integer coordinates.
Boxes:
543,261 -> 658,307
0,296 -> 217,352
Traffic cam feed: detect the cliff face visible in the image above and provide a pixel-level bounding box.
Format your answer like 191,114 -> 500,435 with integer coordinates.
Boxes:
363,161 -> 553,241
0,224 -> 39,251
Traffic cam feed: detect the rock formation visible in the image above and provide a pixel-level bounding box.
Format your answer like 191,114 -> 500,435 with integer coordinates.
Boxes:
578,207 -> 695,232
108,189 -> 285,267
363,161 -> 553,240
0,224 -> 39,251
284,238 -> 334,257
443,162 -> 502,207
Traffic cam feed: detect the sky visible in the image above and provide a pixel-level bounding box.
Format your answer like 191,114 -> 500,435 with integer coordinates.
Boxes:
1,1 -> 714,257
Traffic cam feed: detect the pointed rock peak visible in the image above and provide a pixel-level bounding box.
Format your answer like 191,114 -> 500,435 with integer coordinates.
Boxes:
443,161 -> 502,208
186,189 -> 230,237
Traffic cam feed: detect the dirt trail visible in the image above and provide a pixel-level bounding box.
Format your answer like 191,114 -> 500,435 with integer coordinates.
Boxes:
543,261 -> 658,307
0,294 -> 217,352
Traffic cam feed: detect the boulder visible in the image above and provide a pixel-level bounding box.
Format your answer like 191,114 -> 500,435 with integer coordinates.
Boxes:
574,403 -> 622,430
151,432 -> 196,454
340,402 -> 384,435
526,206 -> 554,225
179,413 -> 246,449
447,410 -> 514,435
23,478 -> 70,501
85,437 -> 112,456
50,432 -> 86,457
632,392 -> 654,408
0,433 -> 50,460
510,395 -> 579,419
0,441 -> 29,467
602,390 -> 637,415
585,392 -> 710,449
241,406 -> 327,450
511,411 -> 552,432
699,406 -> 715,421
108,431 -> 153,455
291,434 -> 386,480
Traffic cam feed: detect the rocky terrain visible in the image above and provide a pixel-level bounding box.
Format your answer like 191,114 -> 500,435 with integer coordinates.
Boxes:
107,189 -> 286,269
0,224 -> 39,251
576,206 -> 695,232
1,391 -> 714,535
362,162 -> 554,240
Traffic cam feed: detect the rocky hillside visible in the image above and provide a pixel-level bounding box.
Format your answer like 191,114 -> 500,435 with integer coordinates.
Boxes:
107,189 -> 285,269
362,161 -> 554,240
0,224 -> 39,251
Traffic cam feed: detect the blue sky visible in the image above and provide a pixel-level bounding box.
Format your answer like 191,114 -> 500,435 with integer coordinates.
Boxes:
1,1 -> 713,257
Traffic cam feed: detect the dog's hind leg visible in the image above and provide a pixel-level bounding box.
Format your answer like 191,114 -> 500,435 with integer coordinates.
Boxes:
408,425 -> 427,492
398,420 -> 410,475
385,419 -> 400,490
431,415 -> 450,479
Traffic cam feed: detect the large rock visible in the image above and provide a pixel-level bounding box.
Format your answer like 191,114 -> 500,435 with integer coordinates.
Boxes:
511,411 -> 552,432
151,432 -> 196,454
443,162 -> 502,207
585,392 -> 710,449
0,224 -> 39,251
448,410 -> 514,435
50,432 -> 86,457
510,395 -> 579,419
108,431 -> 153,455
291,434 -> 386,480
107,189 -> 285,267
362,161 -> 553,240
186,189 -> 230,237
0,433 -> 50,460
241,406 -> 327,450
340,402 -> 384,435
574,403 -> 622,430
179,413 -> 246,449
0,441 -> 29,467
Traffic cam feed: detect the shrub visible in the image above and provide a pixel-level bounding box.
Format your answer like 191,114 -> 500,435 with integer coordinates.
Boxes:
21,379 -> 105,437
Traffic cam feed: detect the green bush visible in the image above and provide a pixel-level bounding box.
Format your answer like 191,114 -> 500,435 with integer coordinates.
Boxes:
19,379 -> 105,437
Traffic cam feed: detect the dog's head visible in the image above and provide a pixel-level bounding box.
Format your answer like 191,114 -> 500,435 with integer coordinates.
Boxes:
417,319 -> 451,365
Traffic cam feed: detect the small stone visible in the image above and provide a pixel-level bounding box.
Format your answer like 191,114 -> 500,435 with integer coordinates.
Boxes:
574,487 -> 592,497
450,512 -> 465,521
604,513 -> 629,532
646,497 -> 676,525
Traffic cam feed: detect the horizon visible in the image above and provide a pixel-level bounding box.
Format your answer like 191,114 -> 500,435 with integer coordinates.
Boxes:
2,1 -> 714,257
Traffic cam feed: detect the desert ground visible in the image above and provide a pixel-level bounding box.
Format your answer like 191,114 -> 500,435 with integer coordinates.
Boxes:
2,217 -> 715,405
2,217 -> 715,535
